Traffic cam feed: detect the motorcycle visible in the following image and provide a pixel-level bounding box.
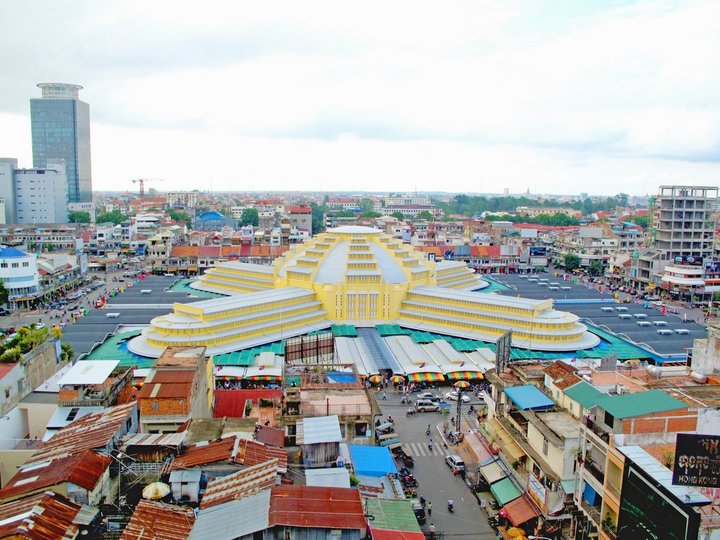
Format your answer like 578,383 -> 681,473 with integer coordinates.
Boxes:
401,474 -> 418,488
406,408 -> 416,417
425,425 -> 431,436
447,499 -> 454,513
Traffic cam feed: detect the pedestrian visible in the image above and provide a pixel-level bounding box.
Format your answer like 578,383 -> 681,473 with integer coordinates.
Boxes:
382,391 -> 387,400
427,502 -> 432,516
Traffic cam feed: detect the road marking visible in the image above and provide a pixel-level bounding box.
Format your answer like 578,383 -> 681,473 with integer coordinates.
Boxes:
406,442 -> 442,457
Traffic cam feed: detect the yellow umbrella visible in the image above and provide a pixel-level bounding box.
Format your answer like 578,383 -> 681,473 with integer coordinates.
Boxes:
142,482 -> 171,500
507,527 -> 526,538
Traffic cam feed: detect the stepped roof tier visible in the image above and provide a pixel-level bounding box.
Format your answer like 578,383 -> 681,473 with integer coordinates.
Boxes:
129,226 -> 599,357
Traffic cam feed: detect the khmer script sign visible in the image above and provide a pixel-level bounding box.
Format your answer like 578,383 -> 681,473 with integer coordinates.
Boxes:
672,433 -> 720,487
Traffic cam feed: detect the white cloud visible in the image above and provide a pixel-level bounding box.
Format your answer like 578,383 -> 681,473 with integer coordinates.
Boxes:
0,0 -> 718,195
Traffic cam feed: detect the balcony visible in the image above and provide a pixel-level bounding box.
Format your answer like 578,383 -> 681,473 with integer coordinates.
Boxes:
581,499 -> 602,526
601,522 -> 618,540
582,416 -> 610,445
585,460 -> 605,484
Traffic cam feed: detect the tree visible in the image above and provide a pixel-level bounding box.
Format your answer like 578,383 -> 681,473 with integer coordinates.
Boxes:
310,203 -> 327,235
415,210 -> 434,221
390,211 -> 405,220
239,208 -> 259,227
68,211 -> 91,223
60,342 -> 74,363
589,260 -> 604,276
628,214 -> 649,229
0,283 -> 9,306
359,198 -> 375,213
168,209 -> 192,223
360,211 -> 382,218
96,210 -> 128,225
564,253 -> 581,271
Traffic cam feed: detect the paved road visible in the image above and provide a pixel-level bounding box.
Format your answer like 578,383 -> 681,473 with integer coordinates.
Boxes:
378,389 -> 497,539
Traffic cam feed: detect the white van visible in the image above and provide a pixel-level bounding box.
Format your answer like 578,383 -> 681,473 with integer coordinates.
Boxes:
105,313 -> 120,318
140,289 -> 152,294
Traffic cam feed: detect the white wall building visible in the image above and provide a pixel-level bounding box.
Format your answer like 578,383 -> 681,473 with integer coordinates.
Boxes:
14,159 -> 68,224
0,247 -> 39,308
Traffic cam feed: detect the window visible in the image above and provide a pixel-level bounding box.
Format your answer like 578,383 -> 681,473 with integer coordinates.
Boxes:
604,410 -> 615,428
151,401 -> 159,411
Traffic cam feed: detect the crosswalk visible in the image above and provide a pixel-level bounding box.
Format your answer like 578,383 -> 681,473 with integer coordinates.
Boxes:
404,441 -> 445,457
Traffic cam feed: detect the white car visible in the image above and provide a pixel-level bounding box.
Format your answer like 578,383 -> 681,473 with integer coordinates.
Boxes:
416,392 -> 443,403
444,391 -> 471,403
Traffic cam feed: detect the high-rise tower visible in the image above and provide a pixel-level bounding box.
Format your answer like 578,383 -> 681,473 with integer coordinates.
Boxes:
30,83 -> 92,203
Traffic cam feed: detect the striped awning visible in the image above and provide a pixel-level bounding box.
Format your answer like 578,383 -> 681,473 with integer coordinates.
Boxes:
248,375 -> 281,381
408,372 -> 445,383
446,371 -> 484,380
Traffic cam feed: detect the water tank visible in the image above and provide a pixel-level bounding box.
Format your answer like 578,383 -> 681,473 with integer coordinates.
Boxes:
647,366 -> 663,378
691,371 -> 708,384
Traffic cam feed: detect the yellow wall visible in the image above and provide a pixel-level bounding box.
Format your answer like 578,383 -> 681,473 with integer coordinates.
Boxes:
0,450 -> 34,488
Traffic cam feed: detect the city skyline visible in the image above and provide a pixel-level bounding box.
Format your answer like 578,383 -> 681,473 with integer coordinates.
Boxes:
0,0 -> 718,196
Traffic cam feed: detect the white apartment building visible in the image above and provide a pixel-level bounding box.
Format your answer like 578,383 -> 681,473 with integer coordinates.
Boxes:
166,191 -> 199,209
14,160 -> 69,224
0,247 -> 39,309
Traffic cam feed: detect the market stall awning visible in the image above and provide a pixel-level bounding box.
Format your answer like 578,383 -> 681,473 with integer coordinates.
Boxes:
490,477 -> 521,506
480,459 -> 508,485
446,371 -> 483,380
247,374 -> 281,381
408,372 -> 445,383
487,418 -> 525,461
503,494 -> 540,527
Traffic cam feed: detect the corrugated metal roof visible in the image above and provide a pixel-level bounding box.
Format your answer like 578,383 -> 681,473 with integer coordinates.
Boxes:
235,438 -> 288,472
27,402 -> 136,465
297,415 -> 342,445
146,370 -> 196,383
269,485 -> 366,530
121,432 -> 187,449
0,449 -> 111,502
256,425 -> 285,447
168,436 -> 237,471
305,468 -> 351,488
120,500 -> 195,540
139,381 -> 193,399
371,530 -> 426,540
563,381 -> 605,409
365,498 -> 423,533
596,389 -> 686,419
190,490 -> 271,540
200,459 -> 280,509
58,359 -> 120,386
0,490 -> 95,540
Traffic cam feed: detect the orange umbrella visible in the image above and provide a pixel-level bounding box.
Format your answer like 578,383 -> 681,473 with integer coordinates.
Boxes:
368,375 -> 382,384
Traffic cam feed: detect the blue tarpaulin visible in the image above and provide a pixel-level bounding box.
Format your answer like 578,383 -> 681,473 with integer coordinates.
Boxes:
349,445 -> 398,477
583,482 -> 597,505
504,385 -> 555,410
326,371 -> 358,384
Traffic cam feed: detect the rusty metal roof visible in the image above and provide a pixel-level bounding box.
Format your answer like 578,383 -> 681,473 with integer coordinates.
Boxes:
0,450 -> 111,502
27,402 -> 136,465
120,500 -> 195,540
138,381 -> 193,399
0,490 -> 97,540
168,435 -> 287,473
269,485 -> 366,530
200,459 -> 280,509
255,425 -> 285,448
121,432 -> 187,449
146,369 -> 196,384
168,436 -> 237,471
156,346 -> 206,368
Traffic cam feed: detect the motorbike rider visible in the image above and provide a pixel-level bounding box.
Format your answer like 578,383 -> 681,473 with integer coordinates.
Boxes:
447,498 -> 454,512
426,424 -> 431,435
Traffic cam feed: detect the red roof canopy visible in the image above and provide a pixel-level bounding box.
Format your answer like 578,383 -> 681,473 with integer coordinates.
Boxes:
270,485 -> 366,529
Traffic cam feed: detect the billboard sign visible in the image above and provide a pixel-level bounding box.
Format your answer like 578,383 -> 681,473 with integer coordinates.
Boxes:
529,246 -> 547,257
495,331 -> 512,373
618,460 -> 700,540
705,260 -> 720,273
673,255 -> 703,266
526,473 -> 547,513
672,433 -> 720,487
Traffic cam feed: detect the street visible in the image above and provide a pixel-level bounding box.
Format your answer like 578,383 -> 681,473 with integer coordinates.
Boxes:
377,388 -> 498,539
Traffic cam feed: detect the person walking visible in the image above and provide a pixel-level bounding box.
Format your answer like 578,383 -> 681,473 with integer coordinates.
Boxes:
427,502 -> 432,516
382,391 -> 387,401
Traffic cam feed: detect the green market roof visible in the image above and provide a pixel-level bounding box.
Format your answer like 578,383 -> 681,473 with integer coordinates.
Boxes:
364,498 -> 422,533
564,381 -> 605,409
490,477 -> 522,506
595,389 -> 686,419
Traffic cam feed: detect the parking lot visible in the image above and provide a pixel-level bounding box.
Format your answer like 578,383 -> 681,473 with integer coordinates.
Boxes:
494,273 -> 705,357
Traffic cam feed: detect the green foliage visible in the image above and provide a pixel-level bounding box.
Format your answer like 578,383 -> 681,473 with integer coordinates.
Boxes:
564,253 -> 581,271
60,342 -> 74,363
349,472 -> 360,486
390,211 -> 405,220
96,209 -> 128,225
310,203 -> 327,235
628,214 -> 649,228
360,211 -> 382,218
485,213 -> 580,226
589,260 -> 604,276
333,210 -> 356,218
0,325 -> 49,362
68,211 -> 91,223
415,210 -> 434,221
0,283 -> 8,306
168,209 -> 192,223
239,208 -> 259,227
1,348 -> 20,363
359,198 -> 375,213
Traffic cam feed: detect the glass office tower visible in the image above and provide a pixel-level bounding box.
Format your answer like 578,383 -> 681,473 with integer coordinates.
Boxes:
30,83 -> 92,203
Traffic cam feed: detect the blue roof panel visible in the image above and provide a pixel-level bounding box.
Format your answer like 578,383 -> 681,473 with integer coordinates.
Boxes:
0,247 -> 29,258
349,445 -> 398,477
504,385 -> 555,410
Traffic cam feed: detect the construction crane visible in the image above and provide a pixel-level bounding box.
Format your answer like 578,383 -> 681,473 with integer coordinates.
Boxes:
130,178 -> 163,198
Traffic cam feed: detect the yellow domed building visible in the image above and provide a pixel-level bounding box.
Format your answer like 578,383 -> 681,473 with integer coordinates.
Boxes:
128,226 -> 599,360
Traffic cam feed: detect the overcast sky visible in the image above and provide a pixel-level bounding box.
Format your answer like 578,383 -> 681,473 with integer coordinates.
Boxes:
0,0 -> 718,196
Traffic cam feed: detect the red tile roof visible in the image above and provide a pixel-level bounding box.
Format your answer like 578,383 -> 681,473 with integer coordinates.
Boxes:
27,402 -> 136,465
171,246 -> 199,257
120,500 -> 195,540
199,246 -> 221,257
285,206 -> 312,214
269,485 -> 365,530
0,450 -> 111,502
544,360 -> 577,381
200,459 -> 280,509
0,491 -> 92,540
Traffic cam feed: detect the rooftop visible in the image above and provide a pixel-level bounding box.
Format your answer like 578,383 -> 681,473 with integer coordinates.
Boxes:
595,389 -> 686,419
120,500 -> 195,540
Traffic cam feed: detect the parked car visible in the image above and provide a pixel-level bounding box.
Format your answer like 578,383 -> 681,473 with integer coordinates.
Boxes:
445,454 -> 466,473
415,399 -> 441,413
444,391 -> 471,403
0,308 -> 9,316
416,392 -> 443,403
